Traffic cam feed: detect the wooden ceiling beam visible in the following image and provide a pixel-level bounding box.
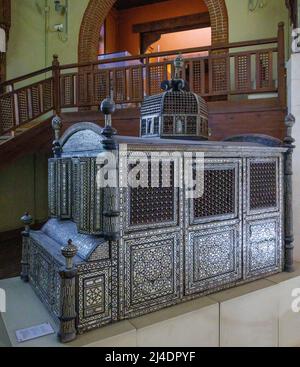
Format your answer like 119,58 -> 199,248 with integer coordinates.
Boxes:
133,12 -> 211,34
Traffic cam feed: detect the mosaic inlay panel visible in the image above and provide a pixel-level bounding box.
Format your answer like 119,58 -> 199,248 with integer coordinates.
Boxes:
185,225 -> 242,295
83,276 -> 105,318
245,217 -> 280,278
78,267 -> 112,328
124,233 -> 181,316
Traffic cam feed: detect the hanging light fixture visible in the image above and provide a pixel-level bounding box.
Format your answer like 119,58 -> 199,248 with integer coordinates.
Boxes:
0,27 -> 6,53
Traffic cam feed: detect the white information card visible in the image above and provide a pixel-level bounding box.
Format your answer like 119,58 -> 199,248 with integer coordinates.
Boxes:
15,322 -> 55,343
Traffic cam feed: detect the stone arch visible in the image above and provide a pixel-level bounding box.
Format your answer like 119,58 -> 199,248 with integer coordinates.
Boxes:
78,0 -> 228,64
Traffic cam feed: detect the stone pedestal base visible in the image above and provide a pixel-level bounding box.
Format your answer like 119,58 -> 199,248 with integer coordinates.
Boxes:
1,264 -> 300,347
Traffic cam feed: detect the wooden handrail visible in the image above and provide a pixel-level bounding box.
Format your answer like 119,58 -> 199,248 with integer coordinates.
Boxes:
0,24 -> 286,138
0,35 -> 279,87
0,66 -> 52,88
60,37 -> 279,70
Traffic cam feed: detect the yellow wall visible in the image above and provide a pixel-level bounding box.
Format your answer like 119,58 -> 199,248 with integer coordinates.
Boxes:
0,154 -> 49,232
7,0 -> 89,79
6,0 -> 289,80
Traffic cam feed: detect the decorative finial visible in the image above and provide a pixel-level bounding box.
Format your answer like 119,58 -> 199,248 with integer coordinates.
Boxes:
174,54 -> 184,79
52,115 -> 62,140
20,212 -> 33,233
160,55 -> 187,92
52,115 -> 62,157
284,113 -> 296,146
61,239 -> 78,270
100,97 -> 118,150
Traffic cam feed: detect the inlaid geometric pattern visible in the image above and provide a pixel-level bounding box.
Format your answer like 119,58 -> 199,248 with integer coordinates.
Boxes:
250,161 -> 277,210
185,226 -> 241,295
193,168 -> 235,219
131,241 -> 174,304
245,217 -> 280,278
123,232 -> 180,316
83,276 -> 105,317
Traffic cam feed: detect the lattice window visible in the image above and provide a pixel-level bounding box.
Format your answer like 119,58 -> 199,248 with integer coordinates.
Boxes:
163,116 -> 174,134
257,52 -> 272,89
141,119 -> 147,136
30,85 -> 41,118
42,79 -> 53,111
17,89 -> 29,124
147,118 -> 152,135
61,74 -> 74,106
250,161 -> 277,210
193,168 -> 235,218
153,117 -> 160,135
211,57 -> 228,93
114,69 -> 126,103
94,71 -> 110,103
77,73 -> 86,105
163,92 -> 198,114
235,54 -> 251,91
149,64 -> 165,95
129,161 -> 175,226
186,116 -> 197,135
130,67 -> 143,101
191,60 -> 204,95
0,93 -> 14,132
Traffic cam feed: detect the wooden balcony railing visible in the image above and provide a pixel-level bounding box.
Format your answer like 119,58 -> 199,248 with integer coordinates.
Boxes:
0,23 -> 286,136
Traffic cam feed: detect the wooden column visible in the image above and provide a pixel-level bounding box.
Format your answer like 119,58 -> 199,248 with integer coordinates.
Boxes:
277,22 -> 287,108
52,55 -> 61,115
284,114 -> 296,272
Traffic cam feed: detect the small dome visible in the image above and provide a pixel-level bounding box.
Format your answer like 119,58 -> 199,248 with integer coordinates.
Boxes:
140,56 -> 209,140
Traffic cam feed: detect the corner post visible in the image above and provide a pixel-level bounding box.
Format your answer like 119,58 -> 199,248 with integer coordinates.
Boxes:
283,113 -> 296,272
58,239 -> 78,343
100,97 -> 120,241
52,54 -> 61,115
51,115 -> 63,158
278,22 -> 287,108
20,212 -> 33,282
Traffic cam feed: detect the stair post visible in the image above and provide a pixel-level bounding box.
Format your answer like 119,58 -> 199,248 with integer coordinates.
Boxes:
52,54 -> 61,115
